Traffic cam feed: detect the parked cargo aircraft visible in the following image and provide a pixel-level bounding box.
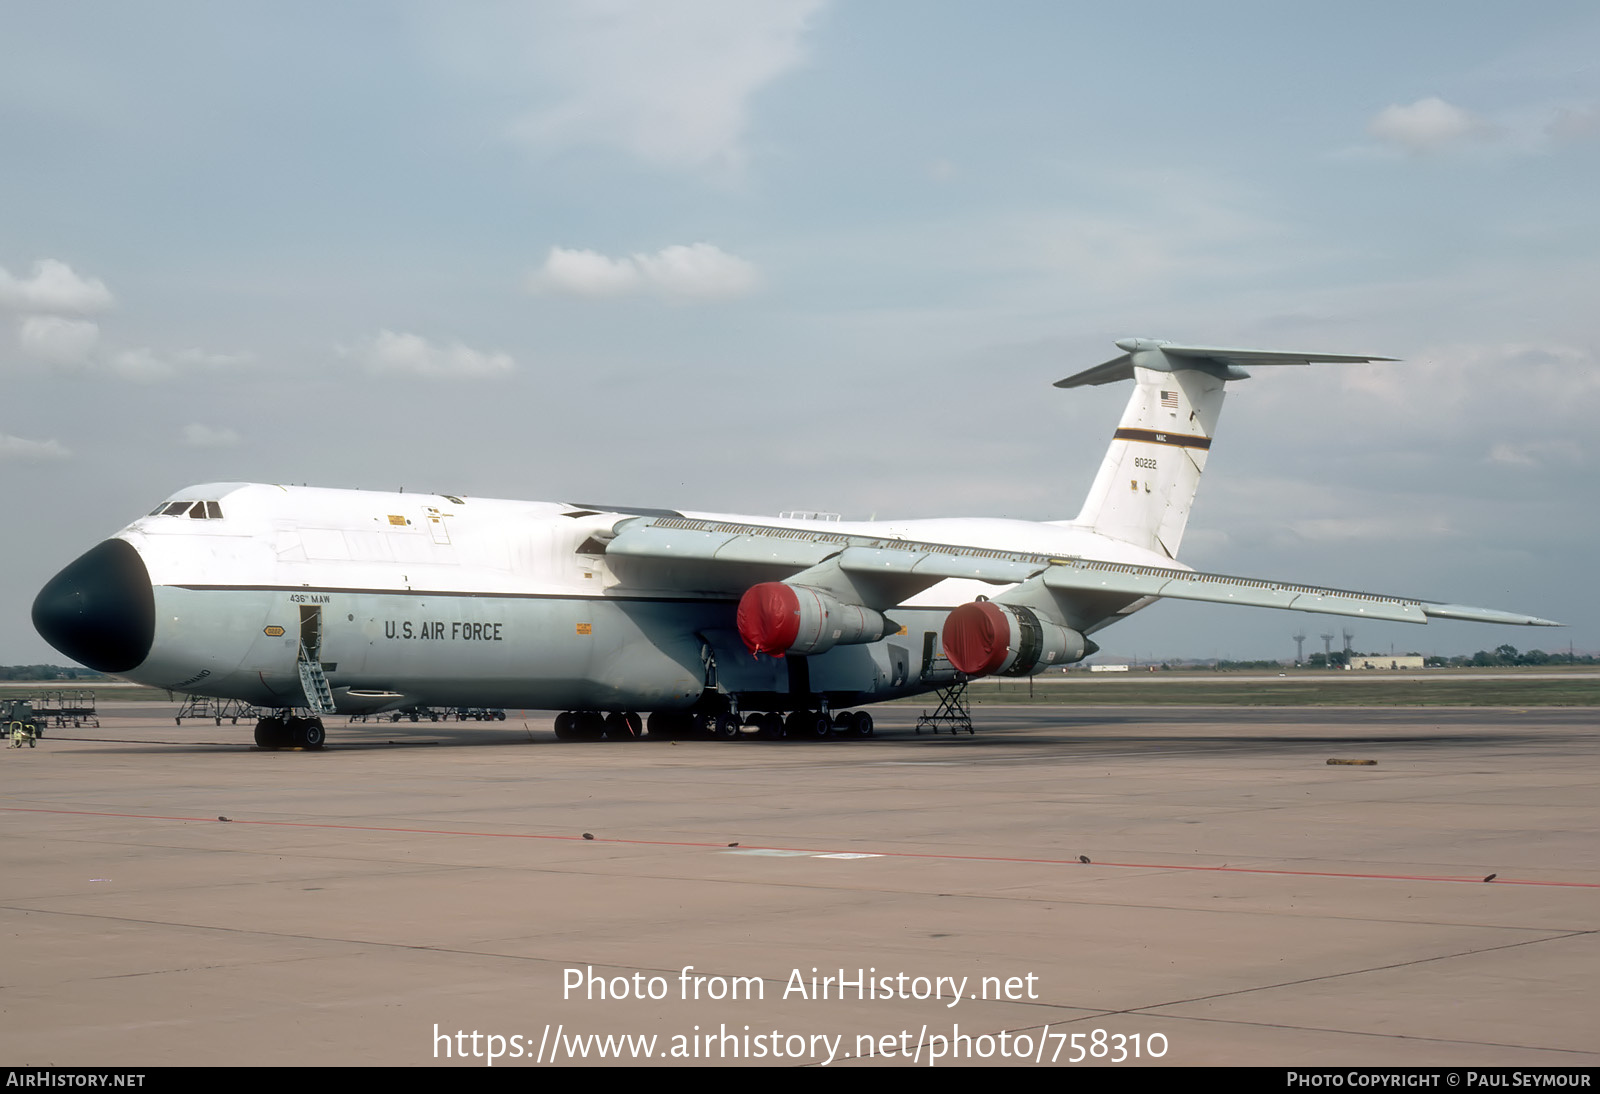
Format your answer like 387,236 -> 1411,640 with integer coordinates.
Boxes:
33,339 -> 1558,748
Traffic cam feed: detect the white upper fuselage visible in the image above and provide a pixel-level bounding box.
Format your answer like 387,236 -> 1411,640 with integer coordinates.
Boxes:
124,481 -> 1184,608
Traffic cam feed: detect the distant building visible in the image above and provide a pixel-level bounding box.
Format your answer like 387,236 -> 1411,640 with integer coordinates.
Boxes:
1088,664 -> 1131,673
1347,655 -> 1424,671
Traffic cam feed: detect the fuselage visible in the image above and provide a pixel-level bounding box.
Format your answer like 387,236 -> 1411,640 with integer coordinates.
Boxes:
33,482 -> 1176,714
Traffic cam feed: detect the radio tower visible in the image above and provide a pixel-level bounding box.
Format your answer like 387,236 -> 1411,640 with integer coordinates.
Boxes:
1293,632 -> 1307,664
1342,628 -> 1355,657
1321,633 -> 1335,659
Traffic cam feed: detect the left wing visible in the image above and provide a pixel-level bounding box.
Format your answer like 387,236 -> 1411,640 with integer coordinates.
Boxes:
597,516 -> 1560,627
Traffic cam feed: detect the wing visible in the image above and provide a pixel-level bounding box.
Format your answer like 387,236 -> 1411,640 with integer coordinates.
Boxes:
596,516 -> 1560,627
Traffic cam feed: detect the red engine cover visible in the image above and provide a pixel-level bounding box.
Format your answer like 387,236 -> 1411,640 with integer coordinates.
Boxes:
942,601 -> 1011,676
737,582 -> 801,655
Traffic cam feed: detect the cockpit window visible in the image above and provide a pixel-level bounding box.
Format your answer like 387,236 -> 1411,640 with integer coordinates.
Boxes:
152,499 -> 224,518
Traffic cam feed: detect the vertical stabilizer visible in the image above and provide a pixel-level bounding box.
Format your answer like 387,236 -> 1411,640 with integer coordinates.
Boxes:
1057,338 -> 1395,560
1072,362 -> 1224,558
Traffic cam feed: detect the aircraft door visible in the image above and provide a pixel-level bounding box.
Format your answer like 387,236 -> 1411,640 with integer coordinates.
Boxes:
299,605 -> 322,663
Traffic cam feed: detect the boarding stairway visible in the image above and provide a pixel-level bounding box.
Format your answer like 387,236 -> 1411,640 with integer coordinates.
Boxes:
297,643 -> 336,715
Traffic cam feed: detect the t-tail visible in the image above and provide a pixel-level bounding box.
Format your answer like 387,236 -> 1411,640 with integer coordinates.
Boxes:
1059,338 -> 1395,560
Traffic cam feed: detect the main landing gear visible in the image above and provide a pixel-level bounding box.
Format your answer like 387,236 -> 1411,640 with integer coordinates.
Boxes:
253,713 -> 326,749
552,711 -> 644,740
550,709 -> 874,742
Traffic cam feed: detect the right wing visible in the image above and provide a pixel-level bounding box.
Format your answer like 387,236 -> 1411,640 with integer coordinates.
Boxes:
596,516 -> 1560,627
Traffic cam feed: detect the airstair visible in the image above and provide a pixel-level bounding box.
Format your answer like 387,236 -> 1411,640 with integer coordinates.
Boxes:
297,643 -> 336,715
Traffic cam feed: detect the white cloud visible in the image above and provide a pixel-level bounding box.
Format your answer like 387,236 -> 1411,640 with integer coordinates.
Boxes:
173,348 -> 254,369
529,243 -> 759,299
106,347 -> 178,383
633,244 -> 761,298
0,431 -> 71,461
0,259 -> 115,314
350,330 -> 515,379
1485,439 -> 1583,468
180,423 -> 242,448
531,247 -> 643,296
1368,97 -> 1486,153
503,0 -> 825,173
17,316 -> 99,366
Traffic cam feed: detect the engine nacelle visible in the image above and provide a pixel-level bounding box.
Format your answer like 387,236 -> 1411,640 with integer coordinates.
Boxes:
942,601 -> 1087,677
737,582 -> 890,657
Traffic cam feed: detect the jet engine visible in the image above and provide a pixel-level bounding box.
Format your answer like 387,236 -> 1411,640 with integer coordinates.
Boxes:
737,582 -> 890,657
942,601 -> 1087,677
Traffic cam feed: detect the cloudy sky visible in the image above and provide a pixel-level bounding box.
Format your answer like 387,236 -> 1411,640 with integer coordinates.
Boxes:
4,1 -> 1596,665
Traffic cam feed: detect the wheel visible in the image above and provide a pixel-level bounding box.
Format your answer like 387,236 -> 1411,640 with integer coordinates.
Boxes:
553,711 -> 579,740
712,713 -> 740,739
604,712 -> 641,739
785,710 -> 831,740
299,719 -> 326,749
646,712 -> 687,739
852,711 -> 874,738
253,718 -> 290,748
755,712 -> 784,740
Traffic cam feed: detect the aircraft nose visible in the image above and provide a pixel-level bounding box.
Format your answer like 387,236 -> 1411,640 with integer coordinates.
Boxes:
32,539 -> 156,673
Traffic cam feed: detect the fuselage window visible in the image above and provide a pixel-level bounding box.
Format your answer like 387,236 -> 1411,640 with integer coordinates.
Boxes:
162,501 -> 193,516
205,501 -> 223,519
190,502 -> 208,518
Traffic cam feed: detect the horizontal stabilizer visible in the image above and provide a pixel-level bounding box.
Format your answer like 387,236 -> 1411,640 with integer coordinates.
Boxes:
1055,338 -> 1396,388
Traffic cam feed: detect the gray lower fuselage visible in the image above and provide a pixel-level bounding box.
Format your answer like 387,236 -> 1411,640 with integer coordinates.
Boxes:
143,584 -> 958,713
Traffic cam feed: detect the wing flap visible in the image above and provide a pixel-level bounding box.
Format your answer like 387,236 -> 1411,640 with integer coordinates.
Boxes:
838,546 -> 1042,584
1044,560 -> 1433,624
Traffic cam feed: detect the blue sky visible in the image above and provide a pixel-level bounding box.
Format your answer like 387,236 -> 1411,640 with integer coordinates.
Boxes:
4,1 -> 1596,664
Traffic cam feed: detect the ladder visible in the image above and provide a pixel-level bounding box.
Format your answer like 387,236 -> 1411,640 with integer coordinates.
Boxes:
916,679 -> 974,735
297,642 -> 336,715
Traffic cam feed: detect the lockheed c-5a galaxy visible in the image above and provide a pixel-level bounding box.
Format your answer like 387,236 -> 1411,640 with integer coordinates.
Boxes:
33,338 -> 1559,749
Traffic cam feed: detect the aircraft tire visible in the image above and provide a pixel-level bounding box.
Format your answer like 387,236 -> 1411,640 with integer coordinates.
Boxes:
604,712 -> 642,739
853,711 -> 874,738
553,711 -> 579,740
755,713 -> 784,740
646,712 -> 684,739
712,713 -> 740,739
253,717 -> 291,749
299,719 -> 326,750
785,711 -> 830,741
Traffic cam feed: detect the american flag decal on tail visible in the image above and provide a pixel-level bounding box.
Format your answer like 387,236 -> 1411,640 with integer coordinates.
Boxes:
1160,390 -> 1180,408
